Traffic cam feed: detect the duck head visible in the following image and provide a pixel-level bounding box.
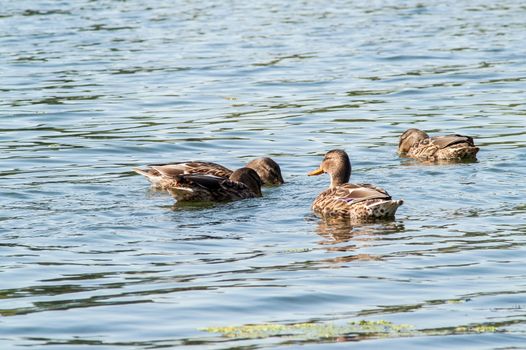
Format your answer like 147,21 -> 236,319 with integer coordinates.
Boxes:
230,167 -> 263,197
398,128 -> 429,153
246,157 -> 284,185
308,149 -> 351,188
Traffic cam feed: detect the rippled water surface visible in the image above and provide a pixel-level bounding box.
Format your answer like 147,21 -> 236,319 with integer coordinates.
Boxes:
1,0 -> 526,349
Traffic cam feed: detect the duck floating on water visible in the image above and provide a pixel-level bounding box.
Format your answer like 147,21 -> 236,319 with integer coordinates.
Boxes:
133,157 -> 284,189
398,128 -> 479,161
308,149 -> 403,222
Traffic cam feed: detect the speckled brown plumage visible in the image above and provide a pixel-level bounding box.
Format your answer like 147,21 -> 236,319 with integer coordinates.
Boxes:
133,161 -> 232,189
311,183 -> 402,221
398,128 -> 479,161
156,167 -> 262,203
308,150 -> 403,222
133,157 -> 283,188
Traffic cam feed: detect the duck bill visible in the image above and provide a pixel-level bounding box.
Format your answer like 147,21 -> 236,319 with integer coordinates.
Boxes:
308,168 -> 324,176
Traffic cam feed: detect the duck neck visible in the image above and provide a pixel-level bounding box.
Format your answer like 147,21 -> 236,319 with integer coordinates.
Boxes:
329,162 -> 351,188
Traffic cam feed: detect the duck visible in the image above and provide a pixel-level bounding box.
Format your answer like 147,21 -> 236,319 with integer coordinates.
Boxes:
133,157 -> 284,189
308,149 -> 403,221
153,167 -> 262,202
398,128 -> 479,161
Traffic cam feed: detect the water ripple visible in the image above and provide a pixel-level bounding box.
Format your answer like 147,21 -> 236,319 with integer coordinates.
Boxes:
1,0 -> 525,348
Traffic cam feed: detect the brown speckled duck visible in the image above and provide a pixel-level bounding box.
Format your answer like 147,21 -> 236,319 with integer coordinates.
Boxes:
308,149 -> 403,221
133,161 -> 231,189
398,128 -> 479,161
133,157 -> 284,189
153,167 -> 262,202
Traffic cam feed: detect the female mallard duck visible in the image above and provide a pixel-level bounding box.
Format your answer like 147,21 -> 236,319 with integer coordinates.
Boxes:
152,167 -> 262,202
133,157 -> 283,189
308,149 -> 403,221
398,128 -> 479,161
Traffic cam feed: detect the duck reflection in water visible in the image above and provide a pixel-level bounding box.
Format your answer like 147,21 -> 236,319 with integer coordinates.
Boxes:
314,217 -> 405,265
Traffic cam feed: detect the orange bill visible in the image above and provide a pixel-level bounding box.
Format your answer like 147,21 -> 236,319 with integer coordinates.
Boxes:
308,168 -> 324,176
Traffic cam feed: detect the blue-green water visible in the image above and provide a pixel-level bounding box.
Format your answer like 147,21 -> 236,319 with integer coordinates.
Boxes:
1,1 -> 525,349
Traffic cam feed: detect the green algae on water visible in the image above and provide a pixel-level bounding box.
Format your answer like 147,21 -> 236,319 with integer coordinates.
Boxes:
202,320 -> 414,339
202,320 -> 500,340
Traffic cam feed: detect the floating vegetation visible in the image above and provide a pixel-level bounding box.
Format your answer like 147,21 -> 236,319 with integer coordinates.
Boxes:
203,320 -> 413,339
201,320 -> 499,341
455,325 -> 497,333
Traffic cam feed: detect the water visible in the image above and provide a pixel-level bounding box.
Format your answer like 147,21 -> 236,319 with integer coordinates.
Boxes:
1,0 -> 525,348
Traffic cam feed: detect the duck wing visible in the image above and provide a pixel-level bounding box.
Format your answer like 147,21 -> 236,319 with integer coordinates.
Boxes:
430,135 -> 475,149
312,183 -> 395,218
335,183 -> 392,203
146,161 -> 233,178
175,173 -> 224,189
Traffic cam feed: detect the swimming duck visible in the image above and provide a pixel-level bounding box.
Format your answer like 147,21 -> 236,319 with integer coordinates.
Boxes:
398,128 -> 479,161
308,149 -> 403,221
133,157 -> 283,188
153,167 -> 262,202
